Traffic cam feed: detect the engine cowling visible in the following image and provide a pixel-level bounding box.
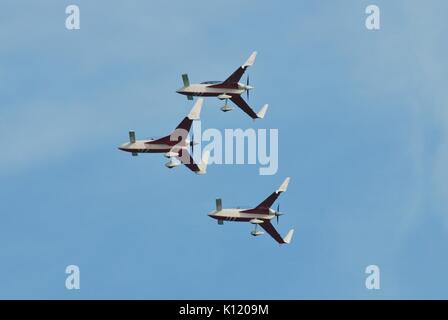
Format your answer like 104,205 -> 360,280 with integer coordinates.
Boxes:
237,83 -> 253,91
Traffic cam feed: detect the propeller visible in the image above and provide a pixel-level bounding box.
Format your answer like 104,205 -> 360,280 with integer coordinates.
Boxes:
246,75 -> 250,101
189,134 -> 195,154
189,133 -> 201,160
276,203 -> 280,224
275,203 -> 283,225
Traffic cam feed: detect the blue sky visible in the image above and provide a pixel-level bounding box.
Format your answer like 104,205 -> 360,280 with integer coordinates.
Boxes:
1,0 -> 448,299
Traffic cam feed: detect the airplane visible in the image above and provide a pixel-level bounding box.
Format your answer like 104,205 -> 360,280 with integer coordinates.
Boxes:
118,98 -> 210,175
176,51 -> 268,120
208,177 -> 294,244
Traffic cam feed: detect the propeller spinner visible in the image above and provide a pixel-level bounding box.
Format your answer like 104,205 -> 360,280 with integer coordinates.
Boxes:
245,75 -> 254,100
275,203 -> 284,225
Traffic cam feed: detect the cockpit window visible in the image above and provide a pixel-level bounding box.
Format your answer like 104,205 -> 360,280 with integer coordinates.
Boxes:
200,81 -> 221,84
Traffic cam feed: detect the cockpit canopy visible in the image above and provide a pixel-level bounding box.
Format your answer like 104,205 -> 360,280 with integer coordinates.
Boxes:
200,81 -> 221,84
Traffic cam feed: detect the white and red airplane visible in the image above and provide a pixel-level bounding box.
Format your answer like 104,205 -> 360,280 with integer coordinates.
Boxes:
176,51 -> 268,120
208,177 -> 294,244
118,99 -> 210,175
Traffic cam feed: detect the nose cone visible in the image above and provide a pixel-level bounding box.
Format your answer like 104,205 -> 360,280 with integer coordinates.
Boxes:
118,143 -> 129,152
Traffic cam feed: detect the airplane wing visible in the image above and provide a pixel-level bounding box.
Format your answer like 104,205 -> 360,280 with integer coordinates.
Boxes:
148,117 -> 191,145
255,177 -> 290,209
260,220 -> 287,244
221,51 -> 257,85
177,148 -> 200,173
177,149 -> 209,175
230,95 -> 259,119
147,99 -> 203,145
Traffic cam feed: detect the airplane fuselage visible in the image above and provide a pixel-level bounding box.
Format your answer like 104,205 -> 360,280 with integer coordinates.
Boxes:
208,208 -> 275,223
118,140 -> 188,154
176,82 -> 248,97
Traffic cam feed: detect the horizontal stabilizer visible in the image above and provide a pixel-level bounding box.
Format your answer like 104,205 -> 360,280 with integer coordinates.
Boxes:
182,74 -> 190,87
216,198 -> 222,211
129,131 -> 136,144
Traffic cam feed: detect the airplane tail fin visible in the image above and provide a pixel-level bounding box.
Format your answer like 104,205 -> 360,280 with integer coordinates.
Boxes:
187,98 -> 203,120
222,51 -> 258,85
254,177 -> 291,210
243,51 -> 258,68
256,104 -> 268,119
283,229 -> 295,244
277,177 -> 290,193
197,150 -> 210,175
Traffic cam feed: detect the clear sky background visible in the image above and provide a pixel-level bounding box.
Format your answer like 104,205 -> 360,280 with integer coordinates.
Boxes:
1,0 -> 447,299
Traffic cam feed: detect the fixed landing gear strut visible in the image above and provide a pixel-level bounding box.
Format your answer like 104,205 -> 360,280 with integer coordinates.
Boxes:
251,224 -> 263,236
220,98 -> 234,112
